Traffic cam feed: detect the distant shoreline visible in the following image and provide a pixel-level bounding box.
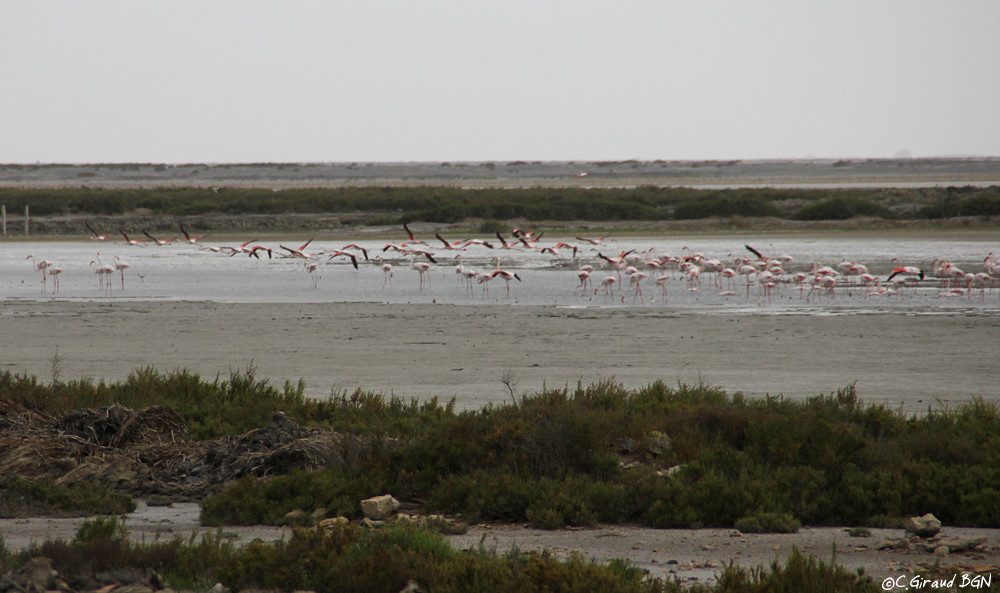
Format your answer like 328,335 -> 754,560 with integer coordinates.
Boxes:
2,158 -> 999,189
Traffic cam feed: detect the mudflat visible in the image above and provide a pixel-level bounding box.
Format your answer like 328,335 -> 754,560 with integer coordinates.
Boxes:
2,300 -> 995,414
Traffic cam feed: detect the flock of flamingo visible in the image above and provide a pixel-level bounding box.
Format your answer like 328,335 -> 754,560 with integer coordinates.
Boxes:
20,222 -> 1000,305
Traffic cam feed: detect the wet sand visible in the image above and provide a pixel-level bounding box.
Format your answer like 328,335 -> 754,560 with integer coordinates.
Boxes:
2,300 -> 996,414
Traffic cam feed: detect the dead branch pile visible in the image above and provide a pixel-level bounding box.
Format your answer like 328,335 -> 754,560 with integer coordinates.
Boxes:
0,404 -> 376,500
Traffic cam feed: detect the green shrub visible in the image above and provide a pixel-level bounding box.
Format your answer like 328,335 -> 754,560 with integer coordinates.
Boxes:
794,196 -> 890,220
735,512 -> 801,533
0,478 -> 135,518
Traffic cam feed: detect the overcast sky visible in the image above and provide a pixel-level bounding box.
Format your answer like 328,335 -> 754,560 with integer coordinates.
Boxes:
3,2 -> 999,164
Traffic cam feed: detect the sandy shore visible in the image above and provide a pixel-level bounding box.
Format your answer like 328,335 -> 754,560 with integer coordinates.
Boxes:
2,300 -> 996,414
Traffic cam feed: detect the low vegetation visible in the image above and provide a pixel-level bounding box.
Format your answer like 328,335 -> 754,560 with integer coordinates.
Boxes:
0,516 -> 889,592
3,369 -> 998,590
1,184 -> 998,227
3,369 -> 1000,532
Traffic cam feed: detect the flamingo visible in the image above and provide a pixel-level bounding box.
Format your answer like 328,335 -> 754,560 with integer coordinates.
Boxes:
654,275 -> 671,300
326,250 -> 359,269
26,255 -> 52,291
475,271 -> 494,294
279,238 -> 316,259
90,254 -> 114,295
495,233 -> 519,250
886,267 -> 924,282
305,262 -> 320,288
575,269 -> 592,294
46,266 -> 63,294
220,238 -> 258,256
247,245 -> 272,259
403,223 -> 426,245
118,231 -> 146,247
460,239 -> 494,249
142,230 -> 176,246
489,269 -> 521,298
596,276 -> 617,301
339,244 -> 370,261
554,242 -> 579,259
409,256 -> 432,291
85,222 -> 110,241
435,233 -> 466,251
454,254 -> 470,289
376,256 -> 393,288
113,255 -> 131,289
627,271 -> 648,303
179,224 -> 208,245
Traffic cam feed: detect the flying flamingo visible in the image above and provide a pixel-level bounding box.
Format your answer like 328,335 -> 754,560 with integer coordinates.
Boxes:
495,233 -> 518,250
403,223 -> 426,245
460,239 -> 494,249
339,244 -> 370,261
85,222 -> 110,241
118,231 -> 146,247
554,242 -> 579,259
326,250 -> 359,269
142,230 -> 176,246
435,233 -> 466,251
247,245 -> 272,259
886,267 -> 924,281
279,238 -> 316,259
179,224 -> 208,245
219,238 -> 258,256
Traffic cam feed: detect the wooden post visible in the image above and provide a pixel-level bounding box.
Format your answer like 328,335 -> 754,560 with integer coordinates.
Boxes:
1,205 -> 6,238
24,205 -> 29,235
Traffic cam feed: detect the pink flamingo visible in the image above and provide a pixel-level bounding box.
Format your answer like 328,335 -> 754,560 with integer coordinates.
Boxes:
179,224 -> 208,245
305,262 -> 320,287
596,276 -> 617,301
90,254 -> 114,295
410,256 -> 432,291
118,231 -> 147,247
489,269 -> 521,298
376,256 -> 393,288
46,266 -> 63,294
86,222 -> 110,241
327,250 -> 359,269
628,271 -> 648,303
26,255 -> 52,291
279,238 -> 316,259
113,255 -> 131,289
142,230 -> 177,245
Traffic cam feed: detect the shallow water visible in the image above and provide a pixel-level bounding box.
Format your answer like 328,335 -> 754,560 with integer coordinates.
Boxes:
3,235 -> 999,315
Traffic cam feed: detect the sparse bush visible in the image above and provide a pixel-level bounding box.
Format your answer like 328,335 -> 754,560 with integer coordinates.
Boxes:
0,478 -> 135,518
735,512 -> 801,533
